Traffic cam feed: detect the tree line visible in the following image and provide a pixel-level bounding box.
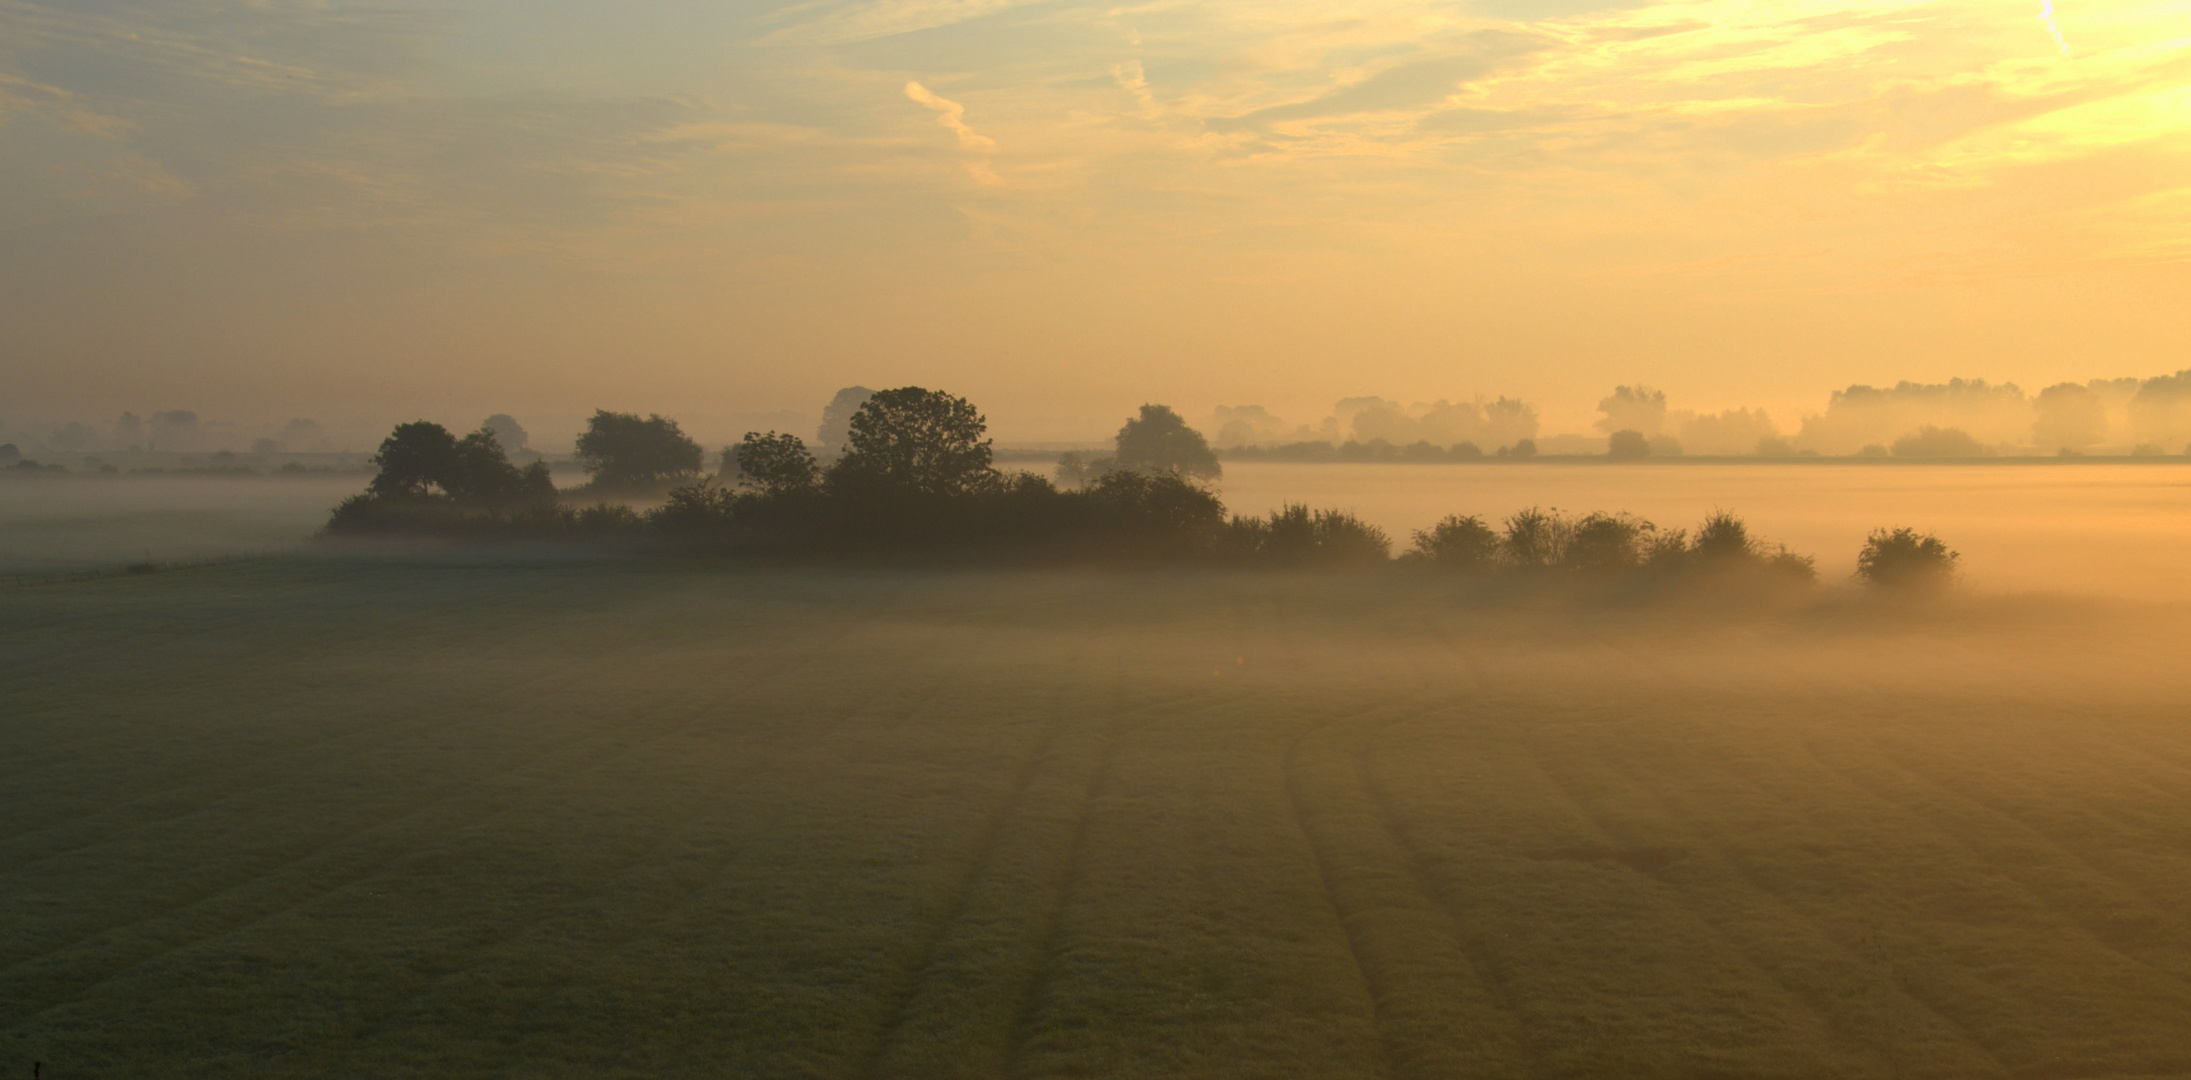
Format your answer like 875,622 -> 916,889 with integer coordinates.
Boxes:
327,387 -> 1959,589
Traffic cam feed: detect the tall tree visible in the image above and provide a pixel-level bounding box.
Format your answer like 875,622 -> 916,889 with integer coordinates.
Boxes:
830,387 -> 995,497
1113,404 -> 1221,480
367,421 -> 460,497
815,387 -> 875,457
733,431 -> 820,496
576,411 -> 704,490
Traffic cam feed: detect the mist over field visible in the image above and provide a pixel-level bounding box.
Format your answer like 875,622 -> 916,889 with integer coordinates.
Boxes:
10,557 -> 2191,1077
9,0 -> 2191,1072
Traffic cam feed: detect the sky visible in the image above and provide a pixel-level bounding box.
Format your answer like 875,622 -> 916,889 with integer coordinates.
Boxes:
2,0 -> 2187,444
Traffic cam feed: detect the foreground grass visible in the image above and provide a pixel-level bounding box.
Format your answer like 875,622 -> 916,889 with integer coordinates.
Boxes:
5,557 -> 2191,1077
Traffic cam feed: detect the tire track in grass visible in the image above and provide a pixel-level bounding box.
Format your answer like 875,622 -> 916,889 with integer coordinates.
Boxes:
1275,690 -> 1463,1080
1838,727 -> 2191,1010
1865,719 -> 2191,961
857,673 -> 1231,1080
1516,699 -> 1995,1077
0,603 -> 964,1033
302,634 -> 976,1075
1346,707 -> 1543,1080
994,683 -> 1259,1080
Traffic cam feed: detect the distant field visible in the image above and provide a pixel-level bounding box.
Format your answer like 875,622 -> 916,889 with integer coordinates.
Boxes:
7,558 -> 2191,1077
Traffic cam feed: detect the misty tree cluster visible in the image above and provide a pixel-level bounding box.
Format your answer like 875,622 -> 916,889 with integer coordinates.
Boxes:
1405,508 -> 1818,584
327,386 -> 1960,591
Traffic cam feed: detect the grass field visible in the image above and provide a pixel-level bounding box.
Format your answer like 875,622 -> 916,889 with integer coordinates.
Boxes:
8,556 -> 2191,1077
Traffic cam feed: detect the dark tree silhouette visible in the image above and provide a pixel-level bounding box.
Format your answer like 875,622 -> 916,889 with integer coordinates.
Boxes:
1114,404 -> 1221,480
816,387 -> 875,456
368,421 -> 461,497
733,431 -> 820,496
829,387 -> 995,497
576,411 -> 704,490
1857,527 -> 1959,589
1410,514 -> 1499,570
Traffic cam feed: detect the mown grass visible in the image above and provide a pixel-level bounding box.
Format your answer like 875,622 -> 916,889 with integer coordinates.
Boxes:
5,557 -> 2191,1077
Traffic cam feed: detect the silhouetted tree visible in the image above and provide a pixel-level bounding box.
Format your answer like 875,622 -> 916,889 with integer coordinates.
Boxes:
1114,404 -> 1221,480
576,411 -> 704,490
1857,527 -> 1958,589
368,421 -> 461,497
1564,512 -> 1652,571
1224,505 -> 1390,566
816,387 -> 875,457
1607,430 -> 1651,459
733,431 -> 820,496
1410,514 -> 1499,570
829,387 -> 995,497
482,414 -> 530,453
0,443 -> 18,464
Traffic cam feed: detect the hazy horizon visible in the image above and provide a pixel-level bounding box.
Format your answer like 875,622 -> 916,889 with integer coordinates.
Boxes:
6,0 -> 2188,439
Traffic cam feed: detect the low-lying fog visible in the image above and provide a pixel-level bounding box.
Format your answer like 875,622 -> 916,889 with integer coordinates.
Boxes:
1221,461 -> 2191,598
5,462 -> 2189,598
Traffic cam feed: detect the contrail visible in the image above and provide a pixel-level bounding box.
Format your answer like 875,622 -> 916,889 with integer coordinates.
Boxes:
2039,1 -> 2071,56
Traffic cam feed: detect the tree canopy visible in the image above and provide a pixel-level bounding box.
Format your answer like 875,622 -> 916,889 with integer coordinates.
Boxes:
734,431 -> 820,496
576,411 -> 704,489
1113,404 -> 1221,480
830,387 -> 995,496
359,421 -> 552,511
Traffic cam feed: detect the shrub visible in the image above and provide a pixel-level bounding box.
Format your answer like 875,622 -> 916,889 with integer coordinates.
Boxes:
1891,426 -> 1987,458
1607,430 -> 1651,459
1563,512 -> 1652,572
1225,505 -> 1390,567
1410,514 -> 1499,570
1856,527 -> 1958,589
1500,507 -> 1569,568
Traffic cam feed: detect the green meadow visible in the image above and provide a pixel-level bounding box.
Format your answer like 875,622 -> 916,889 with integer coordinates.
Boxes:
7,556 -> 2191,1078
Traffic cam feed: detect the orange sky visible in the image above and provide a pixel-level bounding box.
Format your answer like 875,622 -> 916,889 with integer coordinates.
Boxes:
2,0 -> 2187,443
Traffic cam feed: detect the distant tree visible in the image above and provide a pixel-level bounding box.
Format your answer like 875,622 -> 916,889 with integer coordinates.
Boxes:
368,421 -> 461,497
0,443 -> 18,464
482,414 -> 530,453
444,429 -> 528,504
1596,385 -> 1668,436
251,438 -> 284,456
2032,383 -> 2106,451
1857,527 -> 1958,590
148,410 -> 201,451
1113,405 -> 1222,480
576,411 -> 704,490
50,421 -> 98,451
816,387 -> 876,457
1502,438 -> 1538,460
829,387 -> 995,497
1755,435 -> 1796,457
1054,451 -> 1115,489
1890,425 -> 1987,458
1410,514 -> 1499,570
1606,429 -> 1652,459
733,431 -> 820,496
114,412 -> 145,449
